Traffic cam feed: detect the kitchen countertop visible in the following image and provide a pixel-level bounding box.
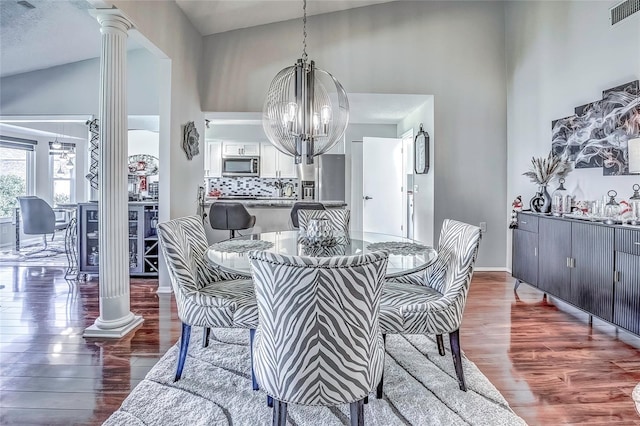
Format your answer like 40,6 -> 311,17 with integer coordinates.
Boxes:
78,201 -> 158,206
205,198 -> 347,208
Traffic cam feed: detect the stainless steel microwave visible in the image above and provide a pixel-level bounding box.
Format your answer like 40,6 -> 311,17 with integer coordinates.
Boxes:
222,156 -> 260,177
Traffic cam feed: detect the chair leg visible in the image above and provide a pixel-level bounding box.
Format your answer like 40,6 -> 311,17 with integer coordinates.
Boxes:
272,399 -> 287,426
349,399 -> 365,426
449,329 -> 466,391
174,322 -> 191,382
202,327 -> 211,348
43,235 -> 48,250
376,333 -> 386,399
267,395 -> 273,407
249,328 -> 259,390
436,334 -> 446,356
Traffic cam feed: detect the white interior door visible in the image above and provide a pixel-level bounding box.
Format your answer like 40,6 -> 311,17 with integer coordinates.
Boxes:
363,137 -> 403,235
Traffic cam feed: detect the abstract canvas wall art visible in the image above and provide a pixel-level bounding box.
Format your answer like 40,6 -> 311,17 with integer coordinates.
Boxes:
552,80 -> 640,176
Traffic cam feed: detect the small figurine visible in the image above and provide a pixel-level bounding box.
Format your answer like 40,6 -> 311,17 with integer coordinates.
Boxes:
509,195 -> 523,229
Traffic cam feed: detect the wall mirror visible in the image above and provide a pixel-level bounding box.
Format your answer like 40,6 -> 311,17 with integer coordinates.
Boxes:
414,123 -> 429,174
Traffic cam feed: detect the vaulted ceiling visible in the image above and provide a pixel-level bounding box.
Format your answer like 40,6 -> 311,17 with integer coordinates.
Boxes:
0,0 -> 395,78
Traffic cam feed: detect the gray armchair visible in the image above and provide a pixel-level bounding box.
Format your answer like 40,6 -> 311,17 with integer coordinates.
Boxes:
17,196 -> 68,250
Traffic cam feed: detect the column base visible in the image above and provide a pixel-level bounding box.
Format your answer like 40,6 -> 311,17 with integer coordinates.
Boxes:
156,286 -> 173,294
83,315 -> 144,338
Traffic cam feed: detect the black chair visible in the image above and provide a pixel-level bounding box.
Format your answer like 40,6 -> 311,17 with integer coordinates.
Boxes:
17,196 -> 69,250
289,202 -> 325,229
209,202 -> 256,238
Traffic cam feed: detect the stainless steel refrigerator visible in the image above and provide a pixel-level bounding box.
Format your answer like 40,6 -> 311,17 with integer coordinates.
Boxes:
298,154 -> 346,201
316,154 -> 345,201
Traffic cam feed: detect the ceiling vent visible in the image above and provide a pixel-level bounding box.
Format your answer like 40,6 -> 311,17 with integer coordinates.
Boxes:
610,0 -> 639,25
16,1 -> 35,9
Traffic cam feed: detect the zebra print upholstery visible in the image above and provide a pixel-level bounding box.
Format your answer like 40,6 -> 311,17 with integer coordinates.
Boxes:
248,250 -> 388,411
379,219 -> 481,391
298,209 -> 351,234
157,216 -> 259,381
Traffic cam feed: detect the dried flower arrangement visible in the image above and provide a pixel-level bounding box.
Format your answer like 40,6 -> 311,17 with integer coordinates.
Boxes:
523,152 -> 572,186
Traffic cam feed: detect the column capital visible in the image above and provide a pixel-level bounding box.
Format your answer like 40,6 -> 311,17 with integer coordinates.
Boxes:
90,9 -> 133,34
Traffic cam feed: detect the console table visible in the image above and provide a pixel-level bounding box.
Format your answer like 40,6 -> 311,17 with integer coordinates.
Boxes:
512,211 -> 640,336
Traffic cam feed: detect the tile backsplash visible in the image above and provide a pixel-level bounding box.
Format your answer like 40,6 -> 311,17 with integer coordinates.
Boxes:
206,177 -> 299,198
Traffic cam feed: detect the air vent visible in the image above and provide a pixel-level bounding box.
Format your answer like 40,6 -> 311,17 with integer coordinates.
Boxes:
610,0 -> 639,25
17,0 -> 35,9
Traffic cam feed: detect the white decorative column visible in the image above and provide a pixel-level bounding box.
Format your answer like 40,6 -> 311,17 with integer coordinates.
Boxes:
84,10 -> 143,338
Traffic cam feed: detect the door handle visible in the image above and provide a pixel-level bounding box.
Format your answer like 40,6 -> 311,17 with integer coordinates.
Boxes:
363,196 -> 373,200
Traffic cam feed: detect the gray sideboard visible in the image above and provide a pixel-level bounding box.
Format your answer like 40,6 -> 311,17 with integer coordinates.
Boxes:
77,202 -> 159,278
512,212 -> 640,336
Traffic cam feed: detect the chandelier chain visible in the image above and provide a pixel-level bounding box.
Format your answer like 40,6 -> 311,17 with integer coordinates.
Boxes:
302,0 -> 308,62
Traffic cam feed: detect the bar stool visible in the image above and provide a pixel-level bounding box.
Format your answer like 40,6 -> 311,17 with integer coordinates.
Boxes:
209,202 -> 256,238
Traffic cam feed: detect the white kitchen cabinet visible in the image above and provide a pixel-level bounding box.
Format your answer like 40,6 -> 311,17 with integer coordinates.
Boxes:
205,140 -> 222,177
260,143 -> 278,178
223,142 -> 260,157
260,142 -> 297,178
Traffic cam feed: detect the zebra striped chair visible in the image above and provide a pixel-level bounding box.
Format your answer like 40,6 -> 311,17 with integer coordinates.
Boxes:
298,208 -> 351,234
290,201 -> 325,229
157,216 -> 259,382
379,219 -> 481,391
248,250 -> 389,426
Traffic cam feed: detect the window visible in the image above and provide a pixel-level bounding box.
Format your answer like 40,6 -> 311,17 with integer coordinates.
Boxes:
50,142 -> 76,205
0,136 -> 36,219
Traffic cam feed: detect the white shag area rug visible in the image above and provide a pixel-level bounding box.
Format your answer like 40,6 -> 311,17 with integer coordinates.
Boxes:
104,328 -> 527,426
0,233 -> 68,266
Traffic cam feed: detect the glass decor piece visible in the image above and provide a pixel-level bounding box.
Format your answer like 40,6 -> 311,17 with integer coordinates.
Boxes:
604,190 -> 621,218
551,178 -> 571,216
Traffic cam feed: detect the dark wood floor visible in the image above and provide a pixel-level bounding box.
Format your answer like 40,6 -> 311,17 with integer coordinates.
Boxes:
0,267 -> 639,425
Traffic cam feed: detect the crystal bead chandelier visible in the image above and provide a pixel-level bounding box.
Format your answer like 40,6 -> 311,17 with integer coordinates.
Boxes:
262,0 -> 349,165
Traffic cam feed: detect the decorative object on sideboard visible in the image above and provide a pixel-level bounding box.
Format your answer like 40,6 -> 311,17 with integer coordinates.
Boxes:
551,80 -> 640,176
262,0 -> 349,165
551,178 -> 572,217
523,153 -> 572,213
629,137 -> 640,173
629,184 -> 640,224
603,190 -> 621,224
85,119 -> 99,190
509,195 -> 523,229
182,121 -> 200,160
414,123 -> 430,174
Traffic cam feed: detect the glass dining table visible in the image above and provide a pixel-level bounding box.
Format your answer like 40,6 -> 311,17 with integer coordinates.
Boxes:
205,230 -> 438,278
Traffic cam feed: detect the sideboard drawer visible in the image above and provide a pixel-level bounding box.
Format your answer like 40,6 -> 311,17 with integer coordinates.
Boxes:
517,214 -> 538,233
615,228 -> 640,255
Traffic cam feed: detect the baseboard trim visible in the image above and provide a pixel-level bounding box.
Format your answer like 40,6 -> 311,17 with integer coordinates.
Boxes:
474,267 -> 509,272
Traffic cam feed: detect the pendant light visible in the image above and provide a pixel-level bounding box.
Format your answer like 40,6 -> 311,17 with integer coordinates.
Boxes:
56,161 -> 65,176
262,0 -> 349,165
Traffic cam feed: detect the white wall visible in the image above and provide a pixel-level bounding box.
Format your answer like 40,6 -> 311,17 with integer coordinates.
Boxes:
0,49 -> 160,116
398,99 -> 435,245
200,1 -> 508,268
505,1 -> 640,269
205,123 -> 267,143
